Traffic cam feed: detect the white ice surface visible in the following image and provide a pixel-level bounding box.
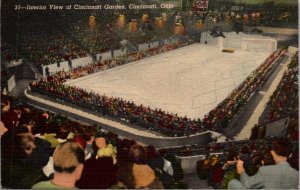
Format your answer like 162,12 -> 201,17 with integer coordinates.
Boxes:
65,37 -> 272,119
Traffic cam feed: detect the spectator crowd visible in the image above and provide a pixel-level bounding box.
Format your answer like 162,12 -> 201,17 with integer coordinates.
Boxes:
249,51 -> 298,140
1,93 -> 298,189
1,1 -> 298,189
266,51 -> 298,122
1,95 -> 185,189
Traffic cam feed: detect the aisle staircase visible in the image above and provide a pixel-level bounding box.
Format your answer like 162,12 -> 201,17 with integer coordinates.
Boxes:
234,53 -> 292,140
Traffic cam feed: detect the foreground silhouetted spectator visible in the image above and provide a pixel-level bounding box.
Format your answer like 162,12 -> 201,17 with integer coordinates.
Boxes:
32,142 -> 85,188
228,138 -> 299,189
1,127 -> 48,188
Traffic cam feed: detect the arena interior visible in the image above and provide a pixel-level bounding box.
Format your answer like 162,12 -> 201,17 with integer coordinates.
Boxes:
1,0 -> 299,189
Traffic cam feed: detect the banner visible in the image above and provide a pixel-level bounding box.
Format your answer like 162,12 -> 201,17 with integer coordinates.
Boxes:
194,0 -> 209,12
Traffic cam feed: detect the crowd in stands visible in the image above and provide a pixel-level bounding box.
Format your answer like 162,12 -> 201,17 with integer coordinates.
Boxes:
188,51 -> 299,189
69,16 -> 121,55
267,51 -> 298,122
199,3 -> 298,28
1,42 -> 19,63
1,1 -> 299,189
30,41 -> 199,137
1,93 -> 298,189
21,28 -> 88,66
2,7 -> 174,70
43,37 -> 186,77
202,49 -> 286,132
250,51 -> 299,140
30,48 -> 286,137
1,95 -> 186,189
2,0 -> 298,73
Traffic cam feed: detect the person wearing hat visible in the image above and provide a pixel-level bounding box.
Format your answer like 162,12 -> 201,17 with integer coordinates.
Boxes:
129,144 -> 164,189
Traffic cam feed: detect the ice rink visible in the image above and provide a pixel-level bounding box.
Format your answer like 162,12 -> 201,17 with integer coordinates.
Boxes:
65,38 -> 273,119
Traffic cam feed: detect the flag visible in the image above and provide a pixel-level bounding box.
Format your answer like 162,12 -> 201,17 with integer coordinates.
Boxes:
195,0 -> 208,8
194,0 -> 209,12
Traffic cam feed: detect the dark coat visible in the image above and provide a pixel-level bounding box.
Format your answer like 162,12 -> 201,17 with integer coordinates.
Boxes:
1,159 -> 48,188
76,156 -> 117,189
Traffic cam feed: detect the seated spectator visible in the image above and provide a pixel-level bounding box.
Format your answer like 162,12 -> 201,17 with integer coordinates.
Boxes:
25,123 -> 54,169
72,134 -> 90,160
228,138 -> 299,189
129,144 -> 164,189
159,149 -> 174,176
83,131 -> 95,157
220,150 -> 239,189
146,145 -> 173,188
1,98 -> 20,129
75,136 -> 117,189
197,158 -> 211,180
113,161 -> 135,189
207,156 -> 224,189
32,142 -> 85,188
146,145 -> 164,171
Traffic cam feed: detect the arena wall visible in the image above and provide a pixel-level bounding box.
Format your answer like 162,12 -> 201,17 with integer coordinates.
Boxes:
138,43 -> 149,51
71,57 -> 93,68
241,38 -> 277,52
220,37 -> 277,52
177,152 -> 224,174
205,32 -> 278,52
97,51 -> 112,61
176,155 -> 205,174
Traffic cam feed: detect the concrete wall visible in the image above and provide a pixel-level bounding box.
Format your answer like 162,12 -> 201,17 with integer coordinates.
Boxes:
176,155 -> 206,174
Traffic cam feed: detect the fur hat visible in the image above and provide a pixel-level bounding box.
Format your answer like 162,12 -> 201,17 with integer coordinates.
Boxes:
132,163 -> 155,188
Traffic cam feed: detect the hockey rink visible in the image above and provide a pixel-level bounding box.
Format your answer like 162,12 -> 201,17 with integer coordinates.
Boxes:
65,37 -> 273,119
